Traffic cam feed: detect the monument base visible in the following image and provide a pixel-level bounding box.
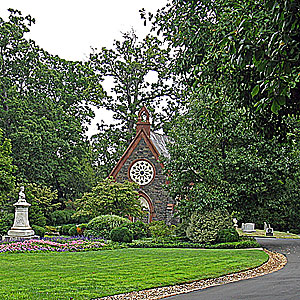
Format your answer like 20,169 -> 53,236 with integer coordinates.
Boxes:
2,234 -> 40,241
8,228 -> 35,236
2,228 -> 40,241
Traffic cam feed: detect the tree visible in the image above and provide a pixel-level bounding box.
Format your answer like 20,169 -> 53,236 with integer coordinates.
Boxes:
144,0 -> 300,230
0,128 -> 15,200
74,177 -> 142,219
90,30 -> 183,178
9,183 -> 59,227
0,9 -> 103,201
165,98 -> 300,230
0,128 -> 16,233
147,0 -> 300,140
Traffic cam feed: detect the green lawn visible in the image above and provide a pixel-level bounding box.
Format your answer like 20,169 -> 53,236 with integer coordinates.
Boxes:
0,248 -> 268,300
237,228 -> 300,239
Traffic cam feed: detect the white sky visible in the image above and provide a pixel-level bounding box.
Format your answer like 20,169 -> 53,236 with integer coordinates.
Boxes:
0,0 -> 168,136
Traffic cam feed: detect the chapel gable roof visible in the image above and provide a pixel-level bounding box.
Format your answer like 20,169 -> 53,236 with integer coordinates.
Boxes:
109,106 -> 170,178
150,132 -> 170,159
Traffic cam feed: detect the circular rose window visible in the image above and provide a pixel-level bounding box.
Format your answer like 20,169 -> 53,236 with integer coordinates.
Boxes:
129,160 -> 154,185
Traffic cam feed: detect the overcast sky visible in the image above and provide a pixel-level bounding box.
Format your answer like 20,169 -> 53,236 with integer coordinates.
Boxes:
0,0 -> 168,136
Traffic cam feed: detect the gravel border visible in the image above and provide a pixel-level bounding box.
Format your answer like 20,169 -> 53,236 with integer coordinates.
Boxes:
97,249 -> 287,300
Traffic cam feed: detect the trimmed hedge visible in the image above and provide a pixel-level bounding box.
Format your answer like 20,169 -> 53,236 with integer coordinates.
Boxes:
110,227 -> 133,243
126,239 -> 260,249
216,228 -> 240,243
32,225 -> 46,237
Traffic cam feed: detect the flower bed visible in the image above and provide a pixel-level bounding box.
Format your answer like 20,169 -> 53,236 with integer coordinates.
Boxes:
0,237 -> 109,253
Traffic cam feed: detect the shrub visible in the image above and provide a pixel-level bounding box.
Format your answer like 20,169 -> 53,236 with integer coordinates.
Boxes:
210,240 -> 260,249
216,228 -> 239,243
186,209 -> 232,243
110,227 -> 133,243
174,220 -> 189,241
49,210 -> 75,226
32,225 -> 46,237
148,221 -> 174,240
49,210 -> 90,226
124,221 -> 150,240
74,178 -> 141,219
0,212 -> 14,236
59,224 -> 76,236
126,239 -> 260,249
86,215 -> 130,238
68,225 -> 78,236
45,225 -> 57,233
72,214 -> 91,224
289,228 -> 300,234
76,223 -> 88,235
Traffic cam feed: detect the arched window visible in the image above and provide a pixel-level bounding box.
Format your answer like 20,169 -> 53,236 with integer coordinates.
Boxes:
138,193 -> 154,223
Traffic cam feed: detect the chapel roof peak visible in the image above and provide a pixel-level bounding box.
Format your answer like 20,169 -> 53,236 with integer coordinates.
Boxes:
136,106 -> 150,136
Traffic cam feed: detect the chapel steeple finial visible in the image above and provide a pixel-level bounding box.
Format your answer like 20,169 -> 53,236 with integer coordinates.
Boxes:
136,106 -> 151,136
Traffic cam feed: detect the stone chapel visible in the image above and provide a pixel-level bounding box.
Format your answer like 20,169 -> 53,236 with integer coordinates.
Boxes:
109,106 -> 176,224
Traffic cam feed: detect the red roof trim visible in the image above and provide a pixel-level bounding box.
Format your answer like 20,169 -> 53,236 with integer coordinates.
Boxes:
109,128 -> 164,179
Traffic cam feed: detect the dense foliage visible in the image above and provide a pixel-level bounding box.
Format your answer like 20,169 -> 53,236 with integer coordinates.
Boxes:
0,10 -> 103,202
186,209 -> 232,243
86,215 -> 131,238
149,0 -> 300,138
110,226 -> 133,243
0,129 -> 15,204
148,0 -> 300,230
165,100 -> 300,230
90,30 -> 183,178
74,177 -> 141,219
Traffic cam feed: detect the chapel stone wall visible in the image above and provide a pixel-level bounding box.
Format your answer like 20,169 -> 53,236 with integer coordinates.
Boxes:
115,139 -> 175,223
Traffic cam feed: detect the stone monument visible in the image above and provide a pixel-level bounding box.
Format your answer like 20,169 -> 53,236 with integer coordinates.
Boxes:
232,218 -> 238,229
265,224 -> 274,237
2,186 -> 39,241
241,223 -> 256,233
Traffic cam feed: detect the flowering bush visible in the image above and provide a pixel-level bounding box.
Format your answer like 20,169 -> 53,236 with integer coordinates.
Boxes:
0,237 -> 109,253
86,215 -> 130,238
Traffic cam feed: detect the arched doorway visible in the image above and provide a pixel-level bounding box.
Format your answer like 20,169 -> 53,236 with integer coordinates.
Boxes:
138,191 -> 154,223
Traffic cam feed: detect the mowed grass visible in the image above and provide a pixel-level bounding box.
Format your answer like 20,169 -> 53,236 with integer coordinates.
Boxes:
237,228 -> 300,239
0,248 -> 268,300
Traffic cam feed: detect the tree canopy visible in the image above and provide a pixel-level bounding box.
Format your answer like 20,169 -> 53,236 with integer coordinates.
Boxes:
90,30 -> 183,179
74,177 -> 142,219
149,0 -> 300,230
148,0 -> 300,140
0,129 -> 15,204
0,9 -> 103,201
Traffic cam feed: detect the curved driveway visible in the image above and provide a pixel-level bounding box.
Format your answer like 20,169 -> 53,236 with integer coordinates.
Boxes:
169,238 -> 300,300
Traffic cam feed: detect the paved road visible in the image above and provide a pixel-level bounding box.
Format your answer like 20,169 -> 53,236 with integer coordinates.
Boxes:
169,238 -> 300,300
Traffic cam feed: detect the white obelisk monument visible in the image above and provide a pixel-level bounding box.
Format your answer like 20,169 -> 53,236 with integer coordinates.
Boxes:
3,186 -> 39,240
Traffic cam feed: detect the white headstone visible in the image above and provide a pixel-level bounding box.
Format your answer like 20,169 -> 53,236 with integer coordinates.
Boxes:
265,224 -> 274,236
242,223 -> 256,233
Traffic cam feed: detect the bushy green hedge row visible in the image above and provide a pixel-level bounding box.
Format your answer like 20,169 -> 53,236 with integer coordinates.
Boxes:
20,209 -> 242,247
126,239 -> 260,249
